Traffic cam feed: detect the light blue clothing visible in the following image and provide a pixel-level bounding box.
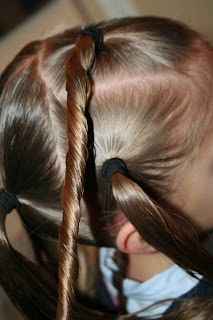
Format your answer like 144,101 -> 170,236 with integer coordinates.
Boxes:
99,248 -> 202,318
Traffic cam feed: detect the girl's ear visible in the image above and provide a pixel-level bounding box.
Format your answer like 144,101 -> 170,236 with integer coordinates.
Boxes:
116,221 -> 157,254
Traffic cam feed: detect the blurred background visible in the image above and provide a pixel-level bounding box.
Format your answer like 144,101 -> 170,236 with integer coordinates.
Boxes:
0,0 -> 212,318
0,0 -> 52,38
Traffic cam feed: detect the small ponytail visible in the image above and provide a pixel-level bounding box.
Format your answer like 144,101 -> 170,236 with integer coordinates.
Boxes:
102,158 -> 213,281
0,197 -> 58,319
57,27 -> 103,319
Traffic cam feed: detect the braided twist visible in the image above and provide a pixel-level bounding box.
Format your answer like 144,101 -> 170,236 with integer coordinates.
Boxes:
57,28 -> 103,320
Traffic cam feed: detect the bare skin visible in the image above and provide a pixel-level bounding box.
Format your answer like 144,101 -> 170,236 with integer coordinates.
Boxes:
169,124 -> 213,230
127,252 -> 174,282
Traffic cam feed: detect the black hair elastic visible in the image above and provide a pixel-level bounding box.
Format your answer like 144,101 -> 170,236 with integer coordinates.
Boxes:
102,158 -> 127,183
78,26 -> 103,53
0,189 -> 20,213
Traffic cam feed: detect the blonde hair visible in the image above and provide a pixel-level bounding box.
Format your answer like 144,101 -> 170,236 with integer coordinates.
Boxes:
0,16 -> 213,320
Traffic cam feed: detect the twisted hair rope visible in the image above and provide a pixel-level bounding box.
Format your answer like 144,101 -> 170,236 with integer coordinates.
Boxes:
56,37 -> 96,320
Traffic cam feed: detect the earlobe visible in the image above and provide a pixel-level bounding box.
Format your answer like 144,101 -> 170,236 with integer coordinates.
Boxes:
116,221 -> 156,254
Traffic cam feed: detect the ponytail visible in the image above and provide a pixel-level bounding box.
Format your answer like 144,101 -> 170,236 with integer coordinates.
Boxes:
57,27 -> 103,319
0,194 -> 58,319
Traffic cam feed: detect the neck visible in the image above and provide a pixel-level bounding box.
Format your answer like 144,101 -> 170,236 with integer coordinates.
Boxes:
127,251 -> 174,282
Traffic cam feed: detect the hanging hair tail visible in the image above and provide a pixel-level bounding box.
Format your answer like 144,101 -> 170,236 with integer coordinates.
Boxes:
57,29 -> 101,319
110,173 -> 213,281
0,204 -> 58,319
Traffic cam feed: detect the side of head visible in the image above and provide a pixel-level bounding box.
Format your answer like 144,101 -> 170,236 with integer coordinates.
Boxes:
88,17 -> 213,249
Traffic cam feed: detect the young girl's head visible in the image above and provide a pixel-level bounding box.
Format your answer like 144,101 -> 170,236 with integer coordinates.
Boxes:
0,16 -> 213,319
